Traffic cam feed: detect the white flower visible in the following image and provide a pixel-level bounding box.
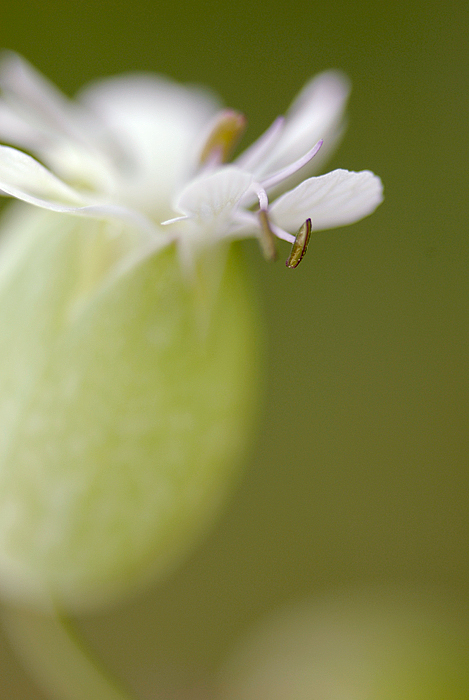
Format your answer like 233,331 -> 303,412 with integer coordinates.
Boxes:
0,52 -> 383,270
0,55 -> 384,613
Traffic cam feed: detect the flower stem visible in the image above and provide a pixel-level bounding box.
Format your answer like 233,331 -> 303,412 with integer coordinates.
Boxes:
1,604 -> 138,700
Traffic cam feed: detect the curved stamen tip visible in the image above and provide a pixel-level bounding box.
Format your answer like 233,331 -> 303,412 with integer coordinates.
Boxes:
261,139 -> 323,192
199,109 -> 247,166
286,218 -> 312,268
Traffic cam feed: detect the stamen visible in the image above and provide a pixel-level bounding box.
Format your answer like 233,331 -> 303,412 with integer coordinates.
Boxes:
161,215 -> 189,225
261,140 -> 323,191
286,218 -> 312,268
269,221 -> 295,244
199,109 -> 247,166
258,209 -> 277,262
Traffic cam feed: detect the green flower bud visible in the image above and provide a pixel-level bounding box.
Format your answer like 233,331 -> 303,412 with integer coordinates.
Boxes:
0,205 -> 260,611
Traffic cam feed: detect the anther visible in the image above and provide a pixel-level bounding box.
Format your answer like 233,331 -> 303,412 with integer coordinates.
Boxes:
199,110 -> 247,166
286,218 -> 312,268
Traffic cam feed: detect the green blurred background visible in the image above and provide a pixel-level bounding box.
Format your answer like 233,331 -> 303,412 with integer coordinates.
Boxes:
0,0 -> 468,697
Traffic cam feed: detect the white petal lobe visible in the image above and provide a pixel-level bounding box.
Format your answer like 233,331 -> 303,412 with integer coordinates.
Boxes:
175,167 -> 253,222
78,75 -> 221,218
270,169 -> 383,232
234,117 -> 285,172
0,52 -> 91,146
0,146 -> 86,208
250,71 -> 351,181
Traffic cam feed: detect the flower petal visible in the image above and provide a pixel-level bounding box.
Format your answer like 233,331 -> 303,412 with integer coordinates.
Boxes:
0,99 -> 46,152
0,145 -> 86,208
234,116 -> 285,172
77,75 -> 221,219
248,71 -> 350,184
270,169 -> 384,232
0,146 -> 164,239
0,52 -> 118,192
175,167 -> 253,224
0,52 -> 95,148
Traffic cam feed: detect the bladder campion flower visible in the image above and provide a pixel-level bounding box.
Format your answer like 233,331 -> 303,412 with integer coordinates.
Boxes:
0,53 -> 383,611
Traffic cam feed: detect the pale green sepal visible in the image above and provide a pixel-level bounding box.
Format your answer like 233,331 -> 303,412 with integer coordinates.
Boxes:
0,205 -> 261,611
